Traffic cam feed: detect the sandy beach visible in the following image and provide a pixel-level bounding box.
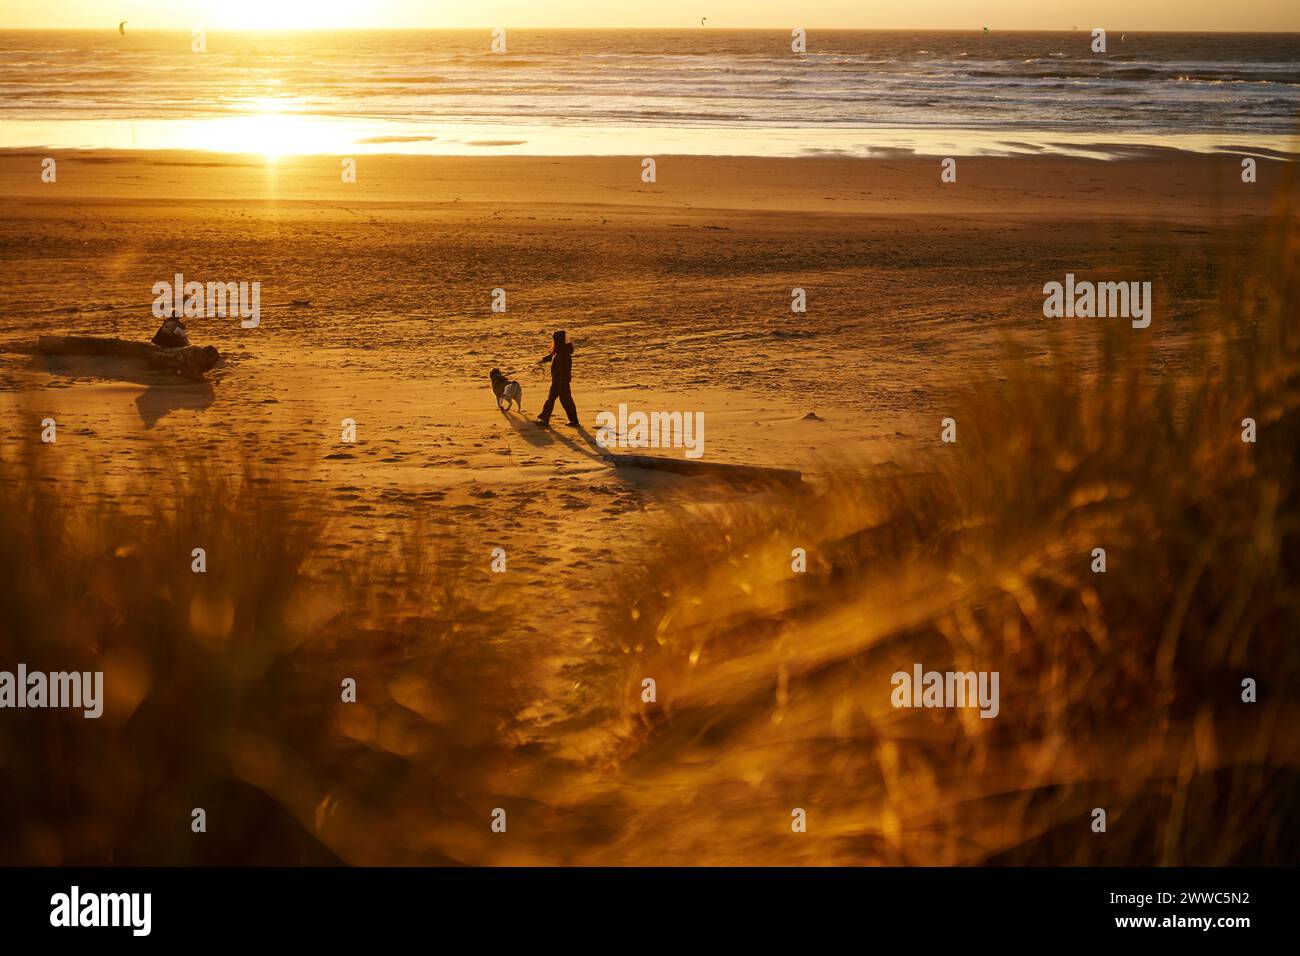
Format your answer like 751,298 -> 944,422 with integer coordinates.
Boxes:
0,149 -> 1287,636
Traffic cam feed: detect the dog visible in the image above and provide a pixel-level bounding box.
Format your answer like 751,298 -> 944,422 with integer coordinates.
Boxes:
489,368 -> 523,411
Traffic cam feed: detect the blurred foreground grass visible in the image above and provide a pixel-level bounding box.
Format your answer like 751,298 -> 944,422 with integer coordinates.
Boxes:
581,188 -> 1300,865
0,455 -> 542,864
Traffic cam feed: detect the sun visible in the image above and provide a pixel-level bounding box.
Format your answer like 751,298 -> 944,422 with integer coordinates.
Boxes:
194,0 -> 359,31
212,108 -> 345,159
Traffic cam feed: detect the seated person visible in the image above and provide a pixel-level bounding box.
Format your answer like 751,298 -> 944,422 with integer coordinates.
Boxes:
151,315 -> 190,349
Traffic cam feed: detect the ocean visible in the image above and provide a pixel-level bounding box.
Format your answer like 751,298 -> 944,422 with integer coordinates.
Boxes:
1,29 -> 1298,156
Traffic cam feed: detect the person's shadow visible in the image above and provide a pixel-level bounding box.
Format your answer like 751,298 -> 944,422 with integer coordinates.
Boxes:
35,354 -> 216,429
500,409 -> 612,464
135,379 -> 216,429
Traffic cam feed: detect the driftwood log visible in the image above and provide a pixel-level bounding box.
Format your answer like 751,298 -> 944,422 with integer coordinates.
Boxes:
37,336 -> 220,380
607,452 -> 802,487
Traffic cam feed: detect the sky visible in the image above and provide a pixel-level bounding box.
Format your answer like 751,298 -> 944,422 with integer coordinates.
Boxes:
2,0 -> 1298,31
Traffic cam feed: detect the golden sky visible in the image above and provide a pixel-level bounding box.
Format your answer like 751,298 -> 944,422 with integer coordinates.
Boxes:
2,0 -> 1298,31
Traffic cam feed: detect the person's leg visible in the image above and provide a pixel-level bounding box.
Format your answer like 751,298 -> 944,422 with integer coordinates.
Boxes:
559,384 -> 578,425
538,382 -> 560,421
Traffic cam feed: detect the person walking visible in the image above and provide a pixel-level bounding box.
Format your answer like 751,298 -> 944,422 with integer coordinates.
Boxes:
535,329 -> 579,427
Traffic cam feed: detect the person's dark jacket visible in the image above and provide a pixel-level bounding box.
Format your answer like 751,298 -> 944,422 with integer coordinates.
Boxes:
152,317 -> 189,349
542,342 -> 574,384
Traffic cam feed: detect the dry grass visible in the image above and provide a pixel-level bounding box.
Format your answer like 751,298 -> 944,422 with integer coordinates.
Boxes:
573,194 -> 1300,865
0,453 -> 544,864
